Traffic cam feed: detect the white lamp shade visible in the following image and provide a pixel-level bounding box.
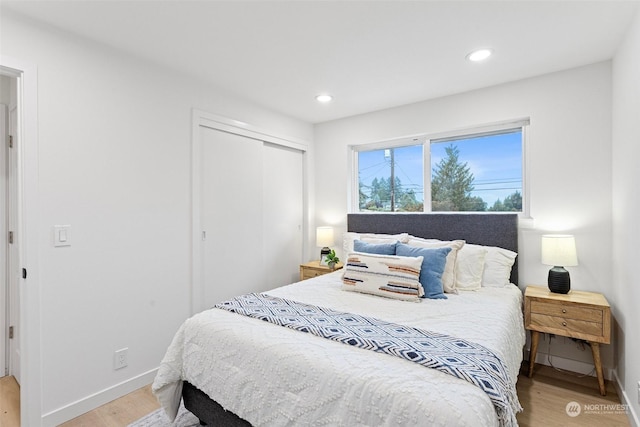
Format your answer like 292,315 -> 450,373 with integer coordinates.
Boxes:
541,235 -> 578,267
316,226 -> 334,247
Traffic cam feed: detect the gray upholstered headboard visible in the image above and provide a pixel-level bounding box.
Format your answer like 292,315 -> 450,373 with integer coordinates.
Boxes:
347,213 -> 518,285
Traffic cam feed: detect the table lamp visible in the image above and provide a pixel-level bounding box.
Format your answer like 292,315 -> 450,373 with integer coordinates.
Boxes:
541,234 -> 578,294
316,226 -> 334,265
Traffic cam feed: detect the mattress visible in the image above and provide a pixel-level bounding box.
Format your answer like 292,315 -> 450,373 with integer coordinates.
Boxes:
153,271 -> 525,427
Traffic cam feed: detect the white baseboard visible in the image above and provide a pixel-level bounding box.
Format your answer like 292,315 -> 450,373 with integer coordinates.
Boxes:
41,368 -> 158,427
612,370 -> 640,427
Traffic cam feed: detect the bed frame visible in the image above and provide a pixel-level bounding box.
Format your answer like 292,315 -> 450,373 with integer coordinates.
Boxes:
182,213 -> 519,425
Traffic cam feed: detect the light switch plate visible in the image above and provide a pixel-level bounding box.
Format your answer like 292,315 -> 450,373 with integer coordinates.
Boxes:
54,225 -> 71,247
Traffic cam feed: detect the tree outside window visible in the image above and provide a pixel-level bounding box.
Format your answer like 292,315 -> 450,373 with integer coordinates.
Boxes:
431,130 -> 523,212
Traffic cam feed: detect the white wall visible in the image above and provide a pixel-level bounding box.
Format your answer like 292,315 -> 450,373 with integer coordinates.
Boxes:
612,6 -> 640,425
1,11 -> 313,425
314,62 -> 614,373
0,75 -> 12,104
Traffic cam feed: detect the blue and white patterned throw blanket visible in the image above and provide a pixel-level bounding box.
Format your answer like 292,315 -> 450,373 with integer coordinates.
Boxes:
215,293 -> 521,426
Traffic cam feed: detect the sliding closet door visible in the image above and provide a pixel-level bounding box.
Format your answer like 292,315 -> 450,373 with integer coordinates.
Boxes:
199,126 -> 304,309
262,143 -> 303,289
200,127 -> 265,306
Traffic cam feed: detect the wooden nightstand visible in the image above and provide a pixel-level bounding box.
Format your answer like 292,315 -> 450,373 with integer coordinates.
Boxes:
524,285 -> 611,396
299,260 -> 343,281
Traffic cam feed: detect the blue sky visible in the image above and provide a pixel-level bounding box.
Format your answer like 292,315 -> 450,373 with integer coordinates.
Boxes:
358,130 -> 522,208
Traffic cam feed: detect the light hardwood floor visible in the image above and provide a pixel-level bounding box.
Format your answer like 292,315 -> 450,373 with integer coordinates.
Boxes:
0,376 -> 160,427
0,376 -> 20,427
1,364 -> 633,426
518,364 -> 630,427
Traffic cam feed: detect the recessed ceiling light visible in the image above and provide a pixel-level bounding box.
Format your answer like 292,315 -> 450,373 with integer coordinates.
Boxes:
466,49 -> 493,62
315,94 -> 333,103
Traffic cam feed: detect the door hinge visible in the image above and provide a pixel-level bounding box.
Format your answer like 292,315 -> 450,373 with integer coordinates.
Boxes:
8,231 -> 13,244
9,326 -> 14,339
9,135 -> 13,148
22,268 -> 27,279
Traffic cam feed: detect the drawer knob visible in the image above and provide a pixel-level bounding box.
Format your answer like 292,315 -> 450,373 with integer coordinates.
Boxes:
562,309 -> 567,313
562,322 -> 567,327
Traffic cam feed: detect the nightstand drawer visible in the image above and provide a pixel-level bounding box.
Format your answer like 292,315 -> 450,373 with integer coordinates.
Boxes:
299,261 -> 343,281
530,300 -> 602,322
302,269 -> 325,280
529,313 -> 603,337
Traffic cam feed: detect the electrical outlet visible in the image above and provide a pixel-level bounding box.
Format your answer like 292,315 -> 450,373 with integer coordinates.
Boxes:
114,348 -> 128,370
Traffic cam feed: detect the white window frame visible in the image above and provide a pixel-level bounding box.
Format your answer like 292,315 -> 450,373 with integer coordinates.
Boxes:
349,118 -> 530,217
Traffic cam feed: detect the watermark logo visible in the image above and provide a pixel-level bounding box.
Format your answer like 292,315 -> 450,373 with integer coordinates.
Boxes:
583,403 -> 630,415
566,401 -> 581,417
565,401 -> 630,417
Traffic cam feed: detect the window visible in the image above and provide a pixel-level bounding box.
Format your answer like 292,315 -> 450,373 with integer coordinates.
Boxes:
351,120 -> 528,214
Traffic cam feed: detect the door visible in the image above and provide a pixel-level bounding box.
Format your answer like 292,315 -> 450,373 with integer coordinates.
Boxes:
200,127 -> 264,306
199,126 -> 303,309
262,142 -> 303,288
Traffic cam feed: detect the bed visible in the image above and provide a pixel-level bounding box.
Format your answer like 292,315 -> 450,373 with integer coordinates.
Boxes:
153,213 -> 525,426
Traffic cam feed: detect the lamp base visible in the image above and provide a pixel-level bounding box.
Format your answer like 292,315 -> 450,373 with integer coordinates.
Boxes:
320,247 -> 330,265
548,266 -> 570,294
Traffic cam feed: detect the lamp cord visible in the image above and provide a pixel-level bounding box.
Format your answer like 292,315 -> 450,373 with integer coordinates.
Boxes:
546,334 -> 595,378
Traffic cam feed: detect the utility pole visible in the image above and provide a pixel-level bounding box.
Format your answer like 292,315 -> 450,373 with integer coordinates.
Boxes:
385,148 -> 395,212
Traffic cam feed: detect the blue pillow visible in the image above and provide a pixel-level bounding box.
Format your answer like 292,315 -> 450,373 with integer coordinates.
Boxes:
396,243 -> 451,299
353,239 -> 397,255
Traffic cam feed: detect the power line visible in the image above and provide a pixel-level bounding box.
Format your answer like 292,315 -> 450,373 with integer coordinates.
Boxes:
472,187 -> 521,192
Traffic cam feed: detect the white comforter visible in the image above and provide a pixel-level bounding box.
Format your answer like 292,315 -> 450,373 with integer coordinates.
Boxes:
153,271 -> 525,427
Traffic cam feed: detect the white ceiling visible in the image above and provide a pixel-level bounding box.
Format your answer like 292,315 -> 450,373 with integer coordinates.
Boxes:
3,0 -> 638,123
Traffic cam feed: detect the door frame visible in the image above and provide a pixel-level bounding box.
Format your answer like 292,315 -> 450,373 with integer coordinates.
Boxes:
1,103 -> 6,377
7,102 -> 19,384
190,109 -> 310,314
0,56 -> 41,426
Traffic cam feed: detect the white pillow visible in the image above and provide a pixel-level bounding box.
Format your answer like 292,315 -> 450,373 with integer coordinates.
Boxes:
342,252 -> 424,301
455,245 -> 487,291
468,244 -> 518,287
343,232 -> 409,253
406,238 -> 465,294
404,236 -> 442,244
